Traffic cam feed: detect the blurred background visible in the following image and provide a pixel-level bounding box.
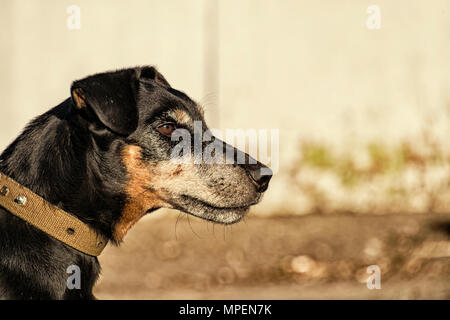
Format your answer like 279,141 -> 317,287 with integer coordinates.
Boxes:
1,0 -> 449,299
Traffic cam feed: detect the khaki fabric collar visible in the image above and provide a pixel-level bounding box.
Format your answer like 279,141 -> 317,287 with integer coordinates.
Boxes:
0,173 -> 108,256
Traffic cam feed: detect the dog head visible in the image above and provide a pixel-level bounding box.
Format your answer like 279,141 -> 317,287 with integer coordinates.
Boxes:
71,66 -> 272,241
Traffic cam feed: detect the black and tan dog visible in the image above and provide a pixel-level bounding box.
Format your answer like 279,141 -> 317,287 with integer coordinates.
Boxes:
0,66 -> 271,299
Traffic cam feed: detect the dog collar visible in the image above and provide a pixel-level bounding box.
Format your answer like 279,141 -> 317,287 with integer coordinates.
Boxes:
0,173 -> 108,256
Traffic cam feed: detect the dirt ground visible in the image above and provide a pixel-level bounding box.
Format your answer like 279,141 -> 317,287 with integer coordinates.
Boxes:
95,211 -> 450,300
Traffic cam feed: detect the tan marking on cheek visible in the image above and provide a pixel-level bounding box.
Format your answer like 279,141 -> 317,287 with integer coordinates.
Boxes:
114,145 -> 169,241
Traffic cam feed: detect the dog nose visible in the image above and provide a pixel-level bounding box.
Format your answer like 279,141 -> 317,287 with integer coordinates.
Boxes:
247,165 -> 273,192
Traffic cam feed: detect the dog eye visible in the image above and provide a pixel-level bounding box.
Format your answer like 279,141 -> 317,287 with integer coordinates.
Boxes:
157,123 -> 177,136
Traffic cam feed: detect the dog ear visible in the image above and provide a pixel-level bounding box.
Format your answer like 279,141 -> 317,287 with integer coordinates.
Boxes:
71,69 -> 139,136
138,66 -> 171,88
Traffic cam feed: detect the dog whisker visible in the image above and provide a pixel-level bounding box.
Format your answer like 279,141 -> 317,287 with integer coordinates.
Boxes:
174,212 -> 183,240
186,214 -> 201,239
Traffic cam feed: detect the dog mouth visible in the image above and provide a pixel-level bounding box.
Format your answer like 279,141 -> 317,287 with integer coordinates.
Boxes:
168,194 -> 261,224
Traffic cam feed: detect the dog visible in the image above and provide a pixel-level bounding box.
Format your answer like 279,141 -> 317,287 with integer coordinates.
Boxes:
0,66 -> 272,299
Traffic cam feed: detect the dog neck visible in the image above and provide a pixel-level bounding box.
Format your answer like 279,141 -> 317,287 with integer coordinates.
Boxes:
0,173 -> 108,256
0,100 -> 111,298
0,99 -> 126,242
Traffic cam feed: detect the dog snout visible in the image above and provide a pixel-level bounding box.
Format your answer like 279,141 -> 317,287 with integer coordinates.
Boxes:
221,140 -> 272,192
